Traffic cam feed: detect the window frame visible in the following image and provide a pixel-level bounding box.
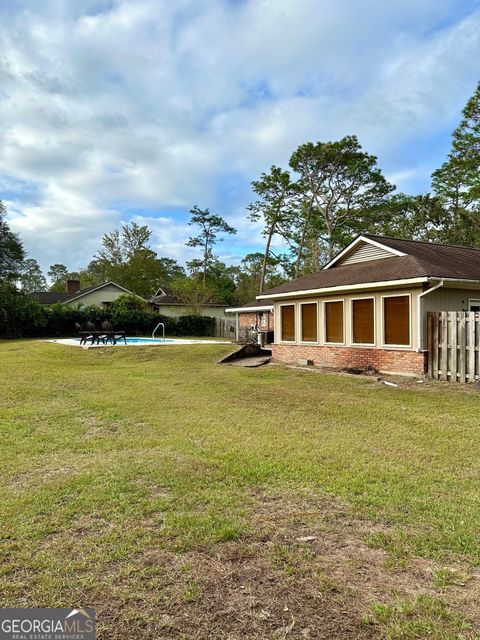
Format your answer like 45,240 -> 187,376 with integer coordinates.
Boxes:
279,302 -> 297,343
299,301 -> 319,344
381,293 -> 412,349
350,296 -> 376,346
323,299 -> 345,345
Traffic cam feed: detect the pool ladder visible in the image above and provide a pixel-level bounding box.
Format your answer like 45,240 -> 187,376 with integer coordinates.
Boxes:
152,322 -> 166,341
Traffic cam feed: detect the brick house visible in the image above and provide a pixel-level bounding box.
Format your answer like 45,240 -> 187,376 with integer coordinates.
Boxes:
225,299 -> 274,344
258,235 -> 480,376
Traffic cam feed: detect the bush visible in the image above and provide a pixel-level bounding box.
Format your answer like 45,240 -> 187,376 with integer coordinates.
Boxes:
0,284 -> 47,338
0,287 -> 218,339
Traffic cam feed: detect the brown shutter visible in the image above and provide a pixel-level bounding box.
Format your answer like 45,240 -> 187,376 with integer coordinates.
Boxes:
325,301 -> 343,343
281,305 -> 295,341
384,296 -> 410,345
352,299 -> 374,344
301,303 -> 317,342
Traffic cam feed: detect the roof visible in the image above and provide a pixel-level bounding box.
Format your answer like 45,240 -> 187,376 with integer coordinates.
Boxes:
31,281 -> 141,305
31,291 -> 74,305
225,299 -> 273,313
260,234 -> 480,298
150,286 -> 227,307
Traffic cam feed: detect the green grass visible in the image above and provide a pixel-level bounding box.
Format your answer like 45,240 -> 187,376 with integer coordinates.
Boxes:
1,340 -> 480,636
365,594 -> 474,639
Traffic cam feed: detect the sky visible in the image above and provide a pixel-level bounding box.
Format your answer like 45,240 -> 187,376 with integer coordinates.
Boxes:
1,0 -> 480,274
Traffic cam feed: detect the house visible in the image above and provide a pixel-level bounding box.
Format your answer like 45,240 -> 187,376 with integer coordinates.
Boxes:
225,299 -> 274,344
149,287 -> 230,319
258,234 -> 480,376
32,280 -> 143,308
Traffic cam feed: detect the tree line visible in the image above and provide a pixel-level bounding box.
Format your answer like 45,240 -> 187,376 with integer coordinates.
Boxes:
1,81 -> 479,311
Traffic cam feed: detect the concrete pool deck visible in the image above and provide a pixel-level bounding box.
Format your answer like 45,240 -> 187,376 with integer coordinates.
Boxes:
45,338 -> 233,348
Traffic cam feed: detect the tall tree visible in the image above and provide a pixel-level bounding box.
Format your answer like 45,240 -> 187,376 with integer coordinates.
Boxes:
374,193 -> 448,242
19,258 -> 47,293
83,222 -> 181,297
247,167 -> 299,293
0,200 -> 25,282
289,136 -> 395,260
48,264 -> 81,292
432,82 -> 480,245
186,206 -> 236,285
234,252 -> 286,304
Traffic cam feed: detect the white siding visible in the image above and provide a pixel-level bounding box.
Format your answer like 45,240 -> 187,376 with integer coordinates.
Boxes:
338,242 -> 395,266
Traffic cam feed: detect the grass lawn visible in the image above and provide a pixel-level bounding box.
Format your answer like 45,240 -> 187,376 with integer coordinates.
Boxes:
1,340 -> 480,639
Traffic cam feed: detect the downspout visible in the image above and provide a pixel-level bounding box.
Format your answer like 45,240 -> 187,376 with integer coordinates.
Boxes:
235,312 -> 239,342
417,280 -> 444,351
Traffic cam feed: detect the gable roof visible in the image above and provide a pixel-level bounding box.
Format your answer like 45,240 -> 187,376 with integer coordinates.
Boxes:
149,286 -> 228,307
31,281 -> 142,305
259,235 -> 480,299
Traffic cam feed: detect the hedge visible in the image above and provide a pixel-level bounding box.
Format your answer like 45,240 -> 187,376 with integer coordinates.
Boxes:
0,287 -> 216,339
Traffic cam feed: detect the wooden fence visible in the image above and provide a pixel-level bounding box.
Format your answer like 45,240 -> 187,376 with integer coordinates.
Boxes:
427,311 -> 480,382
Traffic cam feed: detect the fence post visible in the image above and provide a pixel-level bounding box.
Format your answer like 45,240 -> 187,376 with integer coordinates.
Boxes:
458,312 -> 466,383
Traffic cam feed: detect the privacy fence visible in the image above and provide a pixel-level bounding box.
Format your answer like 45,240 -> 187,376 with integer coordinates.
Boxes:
427,311 -> 480,383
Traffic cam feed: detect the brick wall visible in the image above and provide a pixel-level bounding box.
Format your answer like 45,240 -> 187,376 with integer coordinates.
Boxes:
272,343 -> 426,376
239,312 -> 257,329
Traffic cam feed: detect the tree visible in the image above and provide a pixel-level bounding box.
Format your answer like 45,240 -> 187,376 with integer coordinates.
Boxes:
157,257 -> 186,284
247,167 -> 299,293
19,258 -> 47,293
289,136 -> 395,260
374,193 -> 448,242
83,222 -> 182,297
432,82 -> 480,245
0,200 -> 25,283
169,277 -> 220,315
234,252 -> 286,304
186,206 -> 236,285
48,264 -> 80,292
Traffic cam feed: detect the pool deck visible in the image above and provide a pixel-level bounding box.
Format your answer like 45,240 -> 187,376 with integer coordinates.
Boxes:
45,338 -> 233,348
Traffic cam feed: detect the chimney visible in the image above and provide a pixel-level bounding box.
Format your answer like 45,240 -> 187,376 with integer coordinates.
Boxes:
66,279 -> 81,294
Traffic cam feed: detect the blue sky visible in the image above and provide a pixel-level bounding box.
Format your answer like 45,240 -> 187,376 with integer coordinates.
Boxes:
1,0 -> 479,274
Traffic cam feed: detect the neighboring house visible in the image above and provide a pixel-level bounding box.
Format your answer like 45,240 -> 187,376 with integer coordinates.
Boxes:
149,287 -> 230,319
32,280 -> 143,308
225,299 -> 274,344
258,234 -> 480,376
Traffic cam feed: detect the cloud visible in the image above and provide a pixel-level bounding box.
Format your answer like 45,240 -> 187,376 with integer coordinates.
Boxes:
0,0 -> 479,273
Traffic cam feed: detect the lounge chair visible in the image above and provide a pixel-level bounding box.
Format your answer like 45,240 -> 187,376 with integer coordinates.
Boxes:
86,321 -> 107,345
101,321 -> 127,345
75,322 -> 94,346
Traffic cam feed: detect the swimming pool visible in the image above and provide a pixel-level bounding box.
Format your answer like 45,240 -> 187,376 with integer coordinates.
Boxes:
118,337 -> 176,344
47,337 -> 231,348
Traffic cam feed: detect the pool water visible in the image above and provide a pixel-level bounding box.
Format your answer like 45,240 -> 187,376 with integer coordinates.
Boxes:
125,337 -> 175,344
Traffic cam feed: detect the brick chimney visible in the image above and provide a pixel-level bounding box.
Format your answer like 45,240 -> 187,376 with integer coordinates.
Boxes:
66,279 -> 81,294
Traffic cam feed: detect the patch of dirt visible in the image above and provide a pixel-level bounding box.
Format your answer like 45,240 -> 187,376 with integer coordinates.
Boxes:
85,488 -> 480,639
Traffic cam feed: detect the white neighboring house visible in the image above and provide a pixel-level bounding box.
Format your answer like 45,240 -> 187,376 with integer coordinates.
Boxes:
32,280 -> 145,309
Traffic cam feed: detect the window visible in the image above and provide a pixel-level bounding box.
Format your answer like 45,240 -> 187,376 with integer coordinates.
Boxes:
301,303 -> 317,342
469,299 -> 480,312
281,305 -> 295,341
325,301 -> 344,343
383,295 -> 410,346
352,298 -> 374,344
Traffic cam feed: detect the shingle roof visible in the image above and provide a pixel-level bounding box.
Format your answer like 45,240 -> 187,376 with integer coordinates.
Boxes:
150,286 -> 227,307
31,282 -> 138,305
31,291 -> 74,304
261,235 -> 480,297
